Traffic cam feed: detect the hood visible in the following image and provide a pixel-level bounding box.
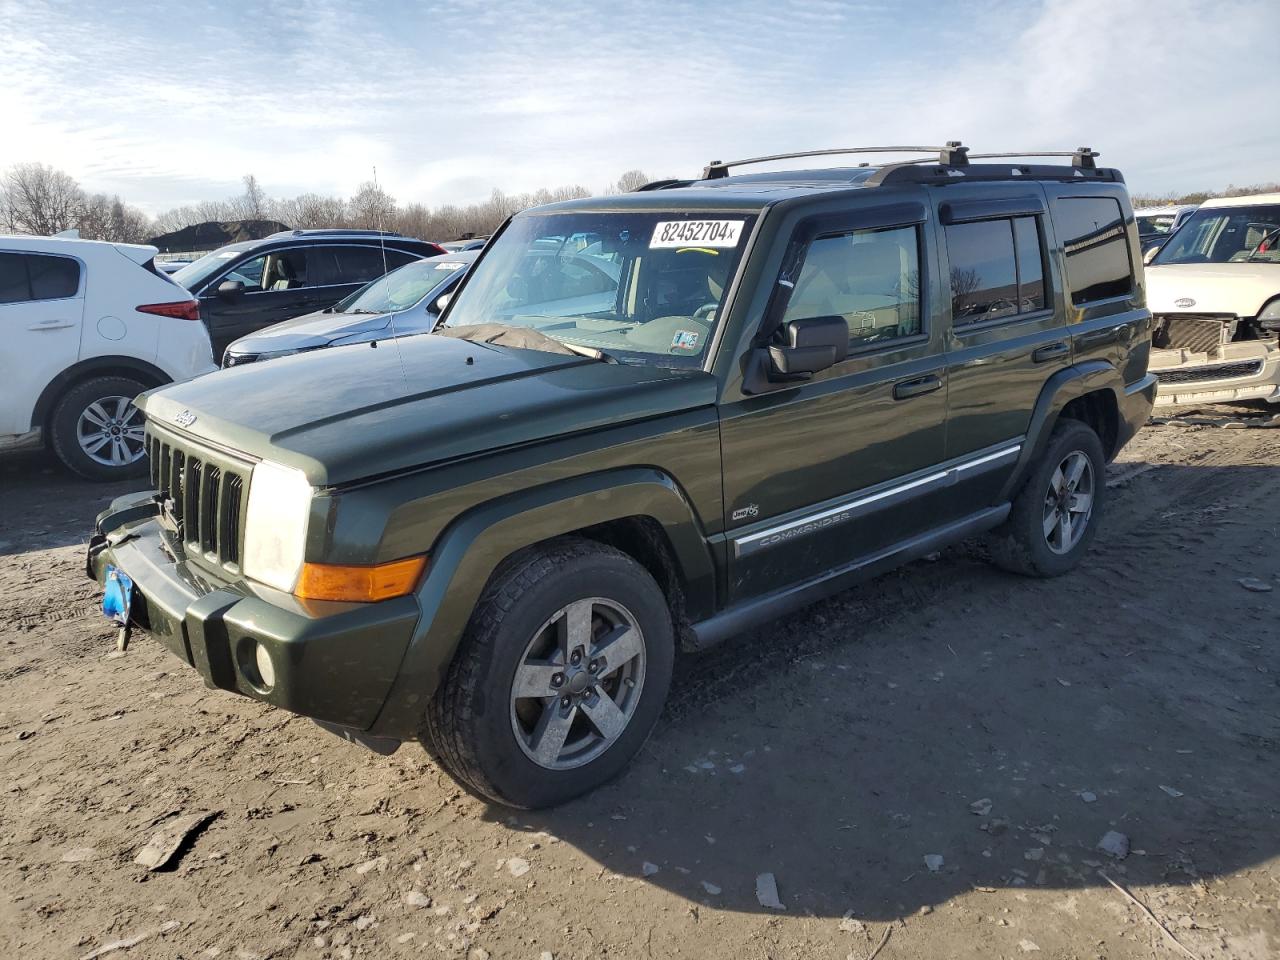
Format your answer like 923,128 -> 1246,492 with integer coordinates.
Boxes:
1145,262 -> 1280,317
226,309 -> 405,355
141,333 -> 716,486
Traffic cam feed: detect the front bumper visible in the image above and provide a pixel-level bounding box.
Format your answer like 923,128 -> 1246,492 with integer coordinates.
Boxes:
1151,340 -> 1280,407
87,492 -> 420,736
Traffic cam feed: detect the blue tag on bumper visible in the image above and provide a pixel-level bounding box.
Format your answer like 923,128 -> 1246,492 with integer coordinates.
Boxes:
102,565 -> 134,626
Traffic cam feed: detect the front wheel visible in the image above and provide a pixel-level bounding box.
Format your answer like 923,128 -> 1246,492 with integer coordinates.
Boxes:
987,419 -> 1106,578
421,539 -> 674,808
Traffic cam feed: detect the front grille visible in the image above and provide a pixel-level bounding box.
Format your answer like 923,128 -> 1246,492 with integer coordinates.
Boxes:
1153,359 -> 1265,386
1154,314 -> 1234,353
144,427 -> 252,570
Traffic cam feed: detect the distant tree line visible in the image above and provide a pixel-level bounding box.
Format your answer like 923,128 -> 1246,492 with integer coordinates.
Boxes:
0,165 -> 654,246
1129,183 -> 1280,208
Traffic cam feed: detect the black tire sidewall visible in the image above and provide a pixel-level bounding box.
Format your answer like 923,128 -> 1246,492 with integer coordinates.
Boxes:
49,376 -> 150,482
1013,420 -> 1106,576
460,547 -> 674,808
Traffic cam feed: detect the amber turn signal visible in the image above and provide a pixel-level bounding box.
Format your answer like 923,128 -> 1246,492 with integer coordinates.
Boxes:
294,555 -> 427,602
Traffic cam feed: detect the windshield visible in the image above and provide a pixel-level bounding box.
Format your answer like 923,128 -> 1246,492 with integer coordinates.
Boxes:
1152,205 -> 1280,265
442,210 -> 757,367
169,244 -> 253,290
333,258 -> 468,314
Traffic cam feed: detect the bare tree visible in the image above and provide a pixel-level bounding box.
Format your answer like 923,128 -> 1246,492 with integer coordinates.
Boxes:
609,169 -> 650,194
348,181 -> 395,230
289,193 -> 347,228
2,163 -> 85,235
233,174 -> 268,221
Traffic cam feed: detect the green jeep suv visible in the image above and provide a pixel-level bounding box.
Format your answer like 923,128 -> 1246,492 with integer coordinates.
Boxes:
88,144 -> 1156,808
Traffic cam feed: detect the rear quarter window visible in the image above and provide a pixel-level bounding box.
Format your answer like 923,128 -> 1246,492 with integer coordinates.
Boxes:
28,254 -> 81,300
1053,197 -> 1133,306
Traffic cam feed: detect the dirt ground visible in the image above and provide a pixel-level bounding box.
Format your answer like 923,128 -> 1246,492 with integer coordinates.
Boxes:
2,408 -> 1278,960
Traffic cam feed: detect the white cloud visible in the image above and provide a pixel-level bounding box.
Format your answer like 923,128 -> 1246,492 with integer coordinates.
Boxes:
0,0 -> 1275,215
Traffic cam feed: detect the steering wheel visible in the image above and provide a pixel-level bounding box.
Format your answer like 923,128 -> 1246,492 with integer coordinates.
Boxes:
692,302 -> 719,319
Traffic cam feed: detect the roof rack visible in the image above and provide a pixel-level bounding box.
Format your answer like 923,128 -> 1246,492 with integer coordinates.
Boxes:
266,228 -> 405,239
702,143 -> 970,179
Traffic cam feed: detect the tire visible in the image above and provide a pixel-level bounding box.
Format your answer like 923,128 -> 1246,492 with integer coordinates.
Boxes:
49,376 -> 150,482
422,538 -> 675,809
987,418 -> 1106,578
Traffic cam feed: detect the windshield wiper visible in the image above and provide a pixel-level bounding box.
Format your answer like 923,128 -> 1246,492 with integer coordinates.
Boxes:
562,342 -> 616,363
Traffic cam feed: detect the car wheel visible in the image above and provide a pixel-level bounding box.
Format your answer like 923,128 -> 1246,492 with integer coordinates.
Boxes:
422,538 -> 674,809
49,376 -> 150,482
987,418 -> 1105,578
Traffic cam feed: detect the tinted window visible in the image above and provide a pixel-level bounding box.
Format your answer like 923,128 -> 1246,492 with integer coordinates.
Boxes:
228,250 -> 306,291
0,253 -> 28,304
784,224 -> 921,347
946,217 -> 1048,323
331,246 -> 393,284
28,254 -> 80,300
1013,216 -> 1045,312
1054,197 -> 1133,305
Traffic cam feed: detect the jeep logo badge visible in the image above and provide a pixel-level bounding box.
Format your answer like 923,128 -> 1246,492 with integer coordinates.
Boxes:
1174,297 -> 1196,308
174,410 -> 197,428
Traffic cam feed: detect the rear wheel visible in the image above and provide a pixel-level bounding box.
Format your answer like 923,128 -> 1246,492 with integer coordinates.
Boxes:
987,419 -> 1105,577
422,539 -> 674,808
49,376 -> 150,482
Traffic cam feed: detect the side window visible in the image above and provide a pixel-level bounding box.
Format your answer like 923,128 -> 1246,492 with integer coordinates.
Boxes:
0,253 -> 30,304
1053,197 -> 1133,305
229,250 -> 307,292
946,216 -> 1047,324
1013,217 -> 1046,312
783,224 -> 922,347
330,246 -> 391,284
384,249 -> 420,270
28,254 -> 80,300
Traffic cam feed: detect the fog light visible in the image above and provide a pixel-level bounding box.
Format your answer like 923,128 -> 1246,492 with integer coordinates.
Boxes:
254,642 -> 276,690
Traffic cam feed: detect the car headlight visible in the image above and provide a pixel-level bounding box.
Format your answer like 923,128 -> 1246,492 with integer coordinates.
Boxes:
242,461 -> 312,592
1259,299 -> 1280,331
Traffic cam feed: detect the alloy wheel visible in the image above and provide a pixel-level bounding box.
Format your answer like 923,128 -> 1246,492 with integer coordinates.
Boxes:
509,597 -> 646,770
77,396 -> 145,467
1042,450 -> 1094,555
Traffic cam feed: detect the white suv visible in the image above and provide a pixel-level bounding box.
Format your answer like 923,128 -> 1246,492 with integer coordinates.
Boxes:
0,235 -> 216,480
1145,193 -> 1280,407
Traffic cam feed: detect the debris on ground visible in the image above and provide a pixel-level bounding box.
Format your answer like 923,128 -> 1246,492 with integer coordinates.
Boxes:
506,857 -> 530,878
924,854 -> 944,872
403,890 -> 431,908
1159,785 -> 1185,798
968,798 -> 993,816
79,920 -> 181,960
1237,577 -> 1273,592
699,880 -> 721,895
642,861 -> 659,877
755,873 -> 785,910
132,812 -> 219,871
1079,791 -> 1097,803
1097,831 -> 1130,860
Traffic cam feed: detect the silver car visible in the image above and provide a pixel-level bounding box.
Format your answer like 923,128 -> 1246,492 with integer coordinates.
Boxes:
221,251 -> 477,366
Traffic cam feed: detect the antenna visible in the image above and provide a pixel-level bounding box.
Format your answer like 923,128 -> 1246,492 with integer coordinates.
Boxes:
372,165 -> 408,387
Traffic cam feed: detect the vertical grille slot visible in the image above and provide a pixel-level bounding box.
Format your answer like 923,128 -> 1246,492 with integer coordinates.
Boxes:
201,466 -> 221,554
184,457 -> 202,547
223,474 -> 244,566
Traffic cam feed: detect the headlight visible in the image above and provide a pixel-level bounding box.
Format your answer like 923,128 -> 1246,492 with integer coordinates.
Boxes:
1259,299 -> 1280,331
242,461 -> 312,592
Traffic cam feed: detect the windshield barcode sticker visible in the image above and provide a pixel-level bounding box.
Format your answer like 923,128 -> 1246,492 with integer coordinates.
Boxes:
650,220 -> 744,249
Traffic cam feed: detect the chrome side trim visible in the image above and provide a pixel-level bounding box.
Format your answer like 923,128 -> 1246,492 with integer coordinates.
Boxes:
732,442 -> 1021,559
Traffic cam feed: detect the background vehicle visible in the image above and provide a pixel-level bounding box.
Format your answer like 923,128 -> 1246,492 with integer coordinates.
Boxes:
169,229 -> 444,356
1135,203 -> 1198,254
439,237 -> 489,252
223,251 -> 478,366
1145,193 -> 1280,406
90,144 -> 1154,808
0,235 -> 214,480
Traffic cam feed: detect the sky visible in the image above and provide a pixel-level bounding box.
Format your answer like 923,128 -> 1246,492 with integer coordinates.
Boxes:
1,0 -> 1276,215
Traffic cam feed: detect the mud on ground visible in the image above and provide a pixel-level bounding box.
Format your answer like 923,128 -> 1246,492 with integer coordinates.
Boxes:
1,412 -> 1278,960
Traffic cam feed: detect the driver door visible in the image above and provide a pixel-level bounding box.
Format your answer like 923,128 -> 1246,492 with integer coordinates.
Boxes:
718,200 -> 950,602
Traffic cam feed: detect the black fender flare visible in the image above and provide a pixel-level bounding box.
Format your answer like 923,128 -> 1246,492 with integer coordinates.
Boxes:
368,467 -> 715,738
30,356 -> 171,432
1000,360 -> 1117,500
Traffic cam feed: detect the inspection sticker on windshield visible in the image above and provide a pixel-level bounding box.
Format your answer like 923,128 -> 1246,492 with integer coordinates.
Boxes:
650,219 -> 744,249
671,330 -> 700,351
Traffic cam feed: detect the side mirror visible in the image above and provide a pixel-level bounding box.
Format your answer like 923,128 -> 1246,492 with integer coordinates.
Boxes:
217,279 -> 245,300
767,316 -> 849,379
429,292 -> 452,315
1142,242 -> 1165,265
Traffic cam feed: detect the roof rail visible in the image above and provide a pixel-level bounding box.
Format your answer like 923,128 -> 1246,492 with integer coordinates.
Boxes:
701,143 -> 969,180
633,178 -> 697,192
266,228 -> 404,239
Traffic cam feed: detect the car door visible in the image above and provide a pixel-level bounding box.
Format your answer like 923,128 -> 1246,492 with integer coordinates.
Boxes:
937,186 -> 1070,510
717,199 -> 950,603
317,245 -> 422,310
0,251 -> 84,438
198,246 -> 315,357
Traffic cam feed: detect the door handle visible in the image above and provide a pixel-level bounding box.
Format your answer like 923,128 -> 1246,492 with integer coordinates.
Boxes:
28,320 -> 75,331
1032,342 -> 1069,363
893,374 -> 943,400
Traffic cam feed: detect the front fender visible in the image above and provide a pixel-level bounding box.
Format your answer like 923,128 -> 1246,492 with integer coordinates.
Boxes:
368,467 -> 714,738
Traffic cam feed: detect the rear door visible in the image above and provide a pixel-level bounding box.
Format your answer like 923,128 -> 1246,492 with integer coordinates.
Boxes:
198,246 -> 314,357
313,245 -> 422,310
718,197 -> 950,602
937,186 -> 1070,509
0,251 -> 84,437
